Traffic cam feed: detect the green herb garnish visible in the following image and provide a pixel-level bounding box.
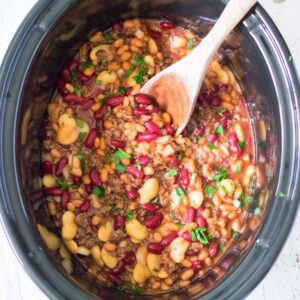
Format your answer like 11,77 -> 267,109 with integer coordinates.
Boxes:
124,66 -> 135,78
152,268 -> 159,273
78,132 -> 87,142
232,230 -> 240,240
121,193 -> 130,202
114,149 -> 132,173
175,187 -> 185,200
76,155 -> 86,174
133,56 -> 146,67
103,154 -> 111,164
92,186 -> 105,198
207,142 -> 217,150
211,167 -> 228,182
204,186 -> 217,198
235,164 -> 241,174
178,152 -> 183,161
218,108 -> 227,116
57,179 -> 77,190
219,241 -> 225,254
187,38 -> 193,50
165,169 -> 178,178
189,227 -> 210,245
118,87 -> 127,95
99,91 -> 112,104
134,161 -> 142,171
76,120 -> 85,128
74,86 -> 81,96
96,80 -> 102,86
104,33 -> 113,42
238,141 -> 247,149
133,69 -> 147,84
215,125 -> 224,135
278,192 -> 285,198
124,208 -> 134,220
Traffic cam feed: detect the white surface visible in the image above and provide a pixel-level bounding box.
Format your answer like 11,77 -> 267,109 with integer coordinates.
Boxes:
0,1 -> 300,299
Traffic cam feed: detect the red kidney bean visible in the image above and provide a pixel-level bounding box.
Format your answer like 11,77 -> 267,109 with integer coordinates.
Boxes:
123,251 -> 135,265
181,231 -> 193,242
125,87 -> 132,96
63,93 -> 84,104
179,167 -> 190,187
72,175 -> 81,184
161,231 -> 178,247
112,260 -> 126,275
114,215 -> 125,230
231,145 -> 243,157
31,191 -> 44,203
95,104 -> 106,117
55,157 -> 68,177
219,117 -> 227,129
209,241 -> 219,258
186,207 -> 196,223
107,273 -> 123,285
135,93 -> 153,105
208,133 -> 217,143
220,255 -> 235,270
147,242 -> 164,254
140,203 -> 159,212
228,132 -> 238,147
80,199 -> 90,212
112,21 -> 124,32
148,29 -> 162,39
126,165 -> 144,179
185,249 -> 199,256
111,139 -> 125,149
193,126 -> 205,137
61,190 -> 70,209
223,110 -> 232,120
169,155 -> 179,167
61,68 -> 70,81
85,184 -> 93,194
134,107 -> 151,116
195,215 -> 207,228
77,71 -> 91,82
136,132 -> 158,142
44,187 -> 62,196
211,97 -> 221,107
80,98 -> 95,110
84,128 -> 97,148
165,124 -> 175,135
67,59 -> 79,71
124,188 -> 138,201
89,169 -> 102,186
191,260 -> 202,272
160,20 -> 174,29
91,224 -> 98,232
42,161 -> 53,174
144,121 -> 161,135
105,96 -> 124,107
138,155 -> 150,166
57,79 -> 68,96
148,106 -> 159,113
145,212 -> 163,230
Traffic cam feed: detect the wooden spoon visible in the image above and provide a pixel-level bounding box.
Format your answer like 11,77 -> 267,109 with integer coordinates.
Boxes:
141,0 -> 258,135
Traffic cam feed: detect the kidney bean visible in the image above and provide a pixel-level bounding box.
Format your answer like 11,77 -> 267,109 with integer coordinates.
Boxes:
144,121 -> 162,135
169,155 -> 179,167
211,97 -> 221,107
135,93 -> 153,105
80,199 -> 90,212
77,71 -> 91,82
105,96 -> 125,107
223,110 -> 232,120
147,242 -> 164,254
125,87 -> 132,96
107,273 -> 123,285
42,161 -> 53,174
185,249 -> 199,256
95,104 -> 106,117
195,215 -> 207,228
63,93 -> 84,104
136,132 -> 158,142
138,155 -> 150,166
231,145 -> 243,157
181,231 -> 193,242
112,21 -> 124,32
140,203 -> 159,212
165,124 -> 175,135
124,188 -> 138,201
186,207 -> 196,223
179,167 -> 190,187
80,98 -> 95,110
57,79 -> 68,96
31,191 -> 44,203
134,107 -> 151,116
85,184 -> 93,194
44,187 -> 62,196
111,139 -> 125,149
114,215 -> 125,230
123,251 -> 135,265
161,231 -> 178,247
191,260 -> 202,272
209,241 -> 219,258
61,68 -> 70,81
160,20 -> 174,29
219,117 -> 227,129
228,132 -> 238,147
220,255 -> 235,270
72,175 -> 81,184
145,212 -> 163,230
126,165 -> 144,179
148,29 -> 162,39
55,157 -> 68,177
89,169 -> 102,186
193,126 -> 205,137
112,260 -> 126,275
67,59 -> 79,71
84,128 -> 97,148
61,190 -> 70,209
208,133 -> 217,143
148,106 -> 160,113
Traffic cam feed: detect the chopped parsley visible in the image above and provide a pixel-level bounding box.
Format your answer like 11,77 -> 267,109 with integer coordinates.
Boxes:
114,149 -> 131,173
170,212 -> 184,227
103,154 -> 111,164
219,241 -> 225,254
124,208 -> 134,220
74,86 -> 81,96
152,268 -> 159,273
96,80 -> 103,86
98,91 -> 112,104
278,192 -> 285,198
178,151 -> 183,161
134,161 -> 142,171
231,230 -> 240,240
175,187 -> 185,200
187,38 -> 193,50
78,131 -> 87,142
207,142 -> 217,150
104,32 -> 113,42
76,120 -> 85,128
204,186 -> 217,198
92,186 -> 105,198
189,227 -> 210,245
118,86 -> 127,95
133,56 -> 146,67
76,155 -> 86,174
121,193 -> 130,202
238,141 -> 247,149
211,167 -> 228,182
235,164 -> 241,174
124,66 -> 135,78
215,124 -> 224,135
218,108 -> 228,116
165,169 -> 178,178
57,179 -> 77,190
118,284 -> 141,295
133,69 -> 148,84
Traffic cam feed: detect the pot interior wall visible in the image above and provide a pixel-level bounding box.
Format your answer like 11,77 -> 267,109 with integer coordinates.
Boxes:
17,0 -> 279,299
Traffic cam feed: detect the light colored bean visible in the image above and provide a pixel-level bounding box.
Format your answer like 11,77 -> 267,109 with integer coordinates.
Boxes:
125,219 -> 149,241
133,263 -> 151,283
170,237 -> 190,263
37,224 -> 60,251
188,190 -> 204,209
243,164 -> 256,186
77,246 -> 91,256
100,168 -> 108,182
59,244 -> 71,259
62,211 -> 77,240
98,220 -> 113,242
232,218 -> 241,232
147,253 -> 160,276
258,120 -> 267,141
61,258 -> 73,274
91,245 -> 104,267
148,38 -> 158,54
138,178 -> 159,204
136,246 -> 148,265
234,123 -> 245,142
97,70 -> 117,85
63,239 -> 78,254
101,248 -> 117,269
219,179 -> 235,196
42,175 -> 56,188
56,114 -> 79,145
181,269 -> 194,281
104,242 -> 116,252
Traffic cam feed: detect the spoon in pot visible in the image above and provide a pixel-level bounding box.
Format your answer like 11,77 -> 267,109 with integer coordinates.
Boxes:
141,0 -> 258,135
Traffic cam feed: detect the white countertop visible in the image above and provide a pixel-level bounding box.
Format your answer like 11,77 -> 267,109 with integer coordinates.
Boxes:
0,0 -> 300,299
